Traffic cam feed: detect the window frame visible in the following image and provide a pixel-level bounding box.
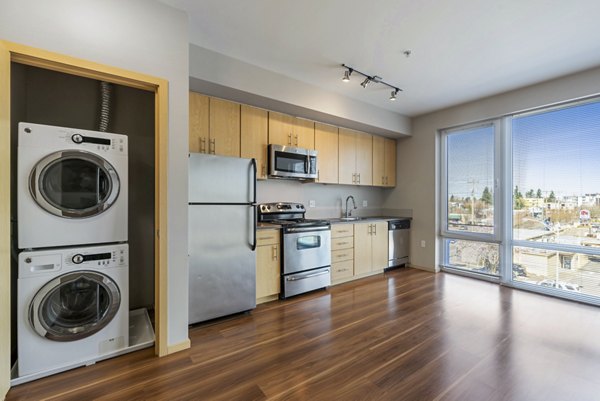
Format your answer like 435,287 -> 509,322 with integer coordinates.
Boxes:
439,119 -> 504,276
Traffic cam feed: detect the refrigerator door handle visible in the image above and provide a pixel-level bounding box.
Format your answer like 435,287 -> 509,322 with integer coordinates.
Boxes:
250,158 -> 257,251
250,158 -> 257,204
251,204 -> 257,251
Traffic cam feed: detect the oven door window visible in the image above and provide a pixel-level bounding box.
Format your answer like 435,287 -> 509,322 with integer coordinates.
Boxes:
297,235 -> 321,250
275,151 -> 307,173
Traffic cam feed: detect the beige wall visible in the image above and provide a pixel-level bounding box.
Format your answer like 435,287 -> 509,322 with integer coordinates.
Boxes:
0,0 -> 190,348
383,66 -> 600,271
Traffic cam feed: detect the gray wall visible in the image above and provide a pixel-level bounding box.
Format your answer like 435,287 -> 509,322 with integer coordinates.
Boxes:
383,66 -> 600,272
0,0 -> 190,347
189,45 -> 412,138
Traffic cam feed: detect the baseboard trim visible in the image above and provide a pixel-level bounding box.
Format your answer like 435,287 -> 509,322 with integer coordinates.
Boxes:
166,338 -> 191,354
407,264 -> 439,273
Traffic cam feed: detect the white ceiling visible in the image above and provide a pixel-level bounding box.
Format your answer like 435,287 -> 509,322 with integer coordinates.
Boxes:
160,0 -> 600,117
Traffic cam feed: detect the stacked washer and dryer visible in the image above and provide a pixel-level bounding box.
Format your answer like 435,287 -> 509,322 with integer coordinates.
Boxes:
16,122 -> 130,380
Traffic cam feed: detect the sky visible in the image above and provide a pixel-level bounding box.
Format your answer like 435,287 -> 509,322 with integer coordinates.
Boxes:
513,100 -> 600,198
447,100 -> 600,199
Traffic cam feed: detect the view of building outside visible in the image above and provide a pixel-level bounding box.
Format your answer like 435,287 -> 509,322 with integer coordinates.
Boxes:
446,125 -> 495,235
445,100 -> 600,300
511,100 -> 600,297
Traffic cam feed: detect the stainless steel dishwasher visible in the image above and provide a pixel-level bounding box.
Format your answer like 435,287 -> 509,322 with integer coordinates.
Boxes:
388,219 -> 410,269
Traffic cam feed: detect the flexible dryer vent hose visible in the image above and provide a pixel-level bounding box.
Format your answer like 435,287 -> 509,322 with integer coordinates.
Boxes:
99,81 -> 112,132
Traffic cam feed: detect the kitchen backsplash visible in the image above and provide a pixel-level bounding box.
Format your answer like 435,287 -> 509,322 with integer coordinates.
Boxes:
257,179 -> 405,219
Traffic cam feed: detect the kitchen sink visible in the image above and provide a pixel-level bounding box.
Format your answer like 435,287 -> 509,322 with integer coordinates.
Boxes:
329,217 -> 364,222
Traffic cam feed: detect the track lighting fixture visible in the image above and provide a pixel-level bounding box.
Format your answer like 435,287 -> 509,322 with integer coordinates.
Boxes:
342,69 -> 352,82
341,64 -> 402,101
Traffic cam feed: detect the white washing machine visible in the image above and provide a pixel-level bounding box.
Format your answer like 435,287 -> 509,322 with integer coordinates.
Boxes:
18,122 -> 128,249
17,243 -> 129,378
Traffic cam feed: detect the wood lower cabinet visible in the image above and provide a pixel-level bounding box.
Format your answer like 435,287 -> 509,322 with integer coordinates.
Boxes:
331,224 -> 355,284
354,221 -> 388,276
373,136 -> 396,187
256,229 -> 280,303
241,105 -> 268,179
314,122 -> 338,184
338,128 -> 372,186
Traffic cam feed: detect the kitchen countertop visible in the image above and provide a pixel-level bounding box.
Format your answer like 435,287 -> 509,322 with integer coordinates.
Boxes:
326,216 -> 411,224
257,222 -> 282,230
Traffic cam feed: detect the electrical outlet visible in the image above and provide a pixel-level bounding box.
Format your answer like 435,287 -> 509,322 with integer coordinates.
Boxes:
309,200 -> 316,208
420,240 -> 426,248
362,200 -> 368,207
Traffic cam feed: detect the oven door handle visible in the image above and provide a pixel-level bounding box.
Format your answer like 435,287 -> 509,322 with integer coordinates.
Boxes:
285,226 -> 330,233
286,269 -> 330,281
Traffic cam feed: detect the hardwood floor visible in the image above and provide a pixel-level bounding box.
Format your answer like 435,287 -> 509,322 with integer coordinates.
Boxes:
7,268 -> 600,400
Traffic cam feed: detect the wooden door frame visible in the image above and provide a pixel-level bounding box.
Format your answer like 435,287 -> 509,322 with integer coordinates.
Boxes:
0,39 -> 173,397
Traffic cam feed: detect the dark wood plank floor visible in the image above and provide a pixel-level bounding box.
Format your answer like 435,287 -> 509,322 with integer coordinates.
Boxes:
8,268 -> 600,401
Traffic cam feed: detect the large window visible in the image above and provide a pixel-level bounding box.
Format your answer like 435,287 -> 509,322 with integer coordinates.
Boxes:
441,98 -> 600,303
511,100 -> 600,299
441,122 -> 501,277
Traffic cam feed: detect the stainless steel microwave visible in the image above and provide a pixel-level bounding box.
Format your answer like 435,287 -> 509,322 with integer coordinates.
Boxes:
268,144 -> 318,180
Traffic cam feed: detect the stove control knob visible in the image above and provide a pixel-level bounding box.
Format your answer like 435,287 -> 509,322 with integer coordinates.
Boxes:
72,134 -> 83,144
72,254 -> 84,264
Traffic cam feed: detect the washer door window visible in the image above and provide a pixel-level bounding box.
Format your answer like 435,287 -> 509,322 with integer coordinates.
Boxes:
30,150 -> 120,218
29,271 -> 121,342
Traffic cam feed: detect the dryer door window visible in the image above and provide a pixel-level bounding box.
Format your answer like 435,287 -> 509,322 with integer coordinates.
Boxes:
29,271 -> 121,342
30,150 -> 120,218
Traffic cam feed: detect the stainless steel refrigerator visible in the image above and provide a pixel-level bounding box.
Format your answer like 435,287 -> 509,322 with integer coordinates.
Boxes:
188,153 -> 257,324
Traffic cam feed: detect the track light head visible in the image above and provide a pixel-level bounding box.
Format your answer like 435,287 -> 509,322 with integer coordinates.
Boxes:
360,77 -> 371,88
390,89 -> 398,101
342,69 -> 352,82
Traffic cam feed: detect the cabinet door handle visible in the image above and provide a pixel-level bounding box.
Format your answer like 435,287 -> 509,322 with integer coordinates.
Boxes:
210,138 -> 216,154
288,133 -> 292,145
317,169 -> 320,182
358,173 -> 361,184
295,134 -> 299,146
373,224 -> 377,235
272,245 -> 277,261
200,137 -> 206,153
262,163 -> 266,177
368,224 -> 372,235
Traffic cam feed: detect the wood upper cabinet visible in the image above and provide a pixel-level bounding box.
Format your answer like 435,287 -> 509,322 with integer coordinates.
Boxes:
189,92 -> 209,153
209,97 -> 241,157
354,222 -> 388,275
189,92 -> 241,157
294,118 -> 315,149
241,105 -> 268,179
268,111 -> 294,147
314,122 -> 338,184
268,111 -> 315,149
338,128 -> 372,186
373,136 -> 396,187
384,138 -> 396,187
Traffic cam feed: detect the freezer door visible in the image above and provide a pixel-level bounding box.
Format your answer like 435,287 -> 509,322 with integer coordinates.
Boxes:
188,204 -> 256,324
189,153 -> 255,204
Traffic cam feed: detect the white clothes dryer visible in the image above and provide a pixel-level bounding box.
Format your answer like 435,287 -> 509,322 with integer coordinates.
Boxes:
18,122 -> 128,249
17,243 -> 129,379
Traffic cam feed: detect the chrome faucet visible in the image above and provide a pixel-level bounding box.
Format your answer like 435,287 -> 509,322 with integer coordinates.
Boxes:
345,195 -> 357,218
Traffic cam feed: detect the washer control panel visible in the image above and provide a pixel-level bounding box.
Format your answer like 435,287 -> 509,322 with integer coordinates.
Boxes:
66,245 -> 127,268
